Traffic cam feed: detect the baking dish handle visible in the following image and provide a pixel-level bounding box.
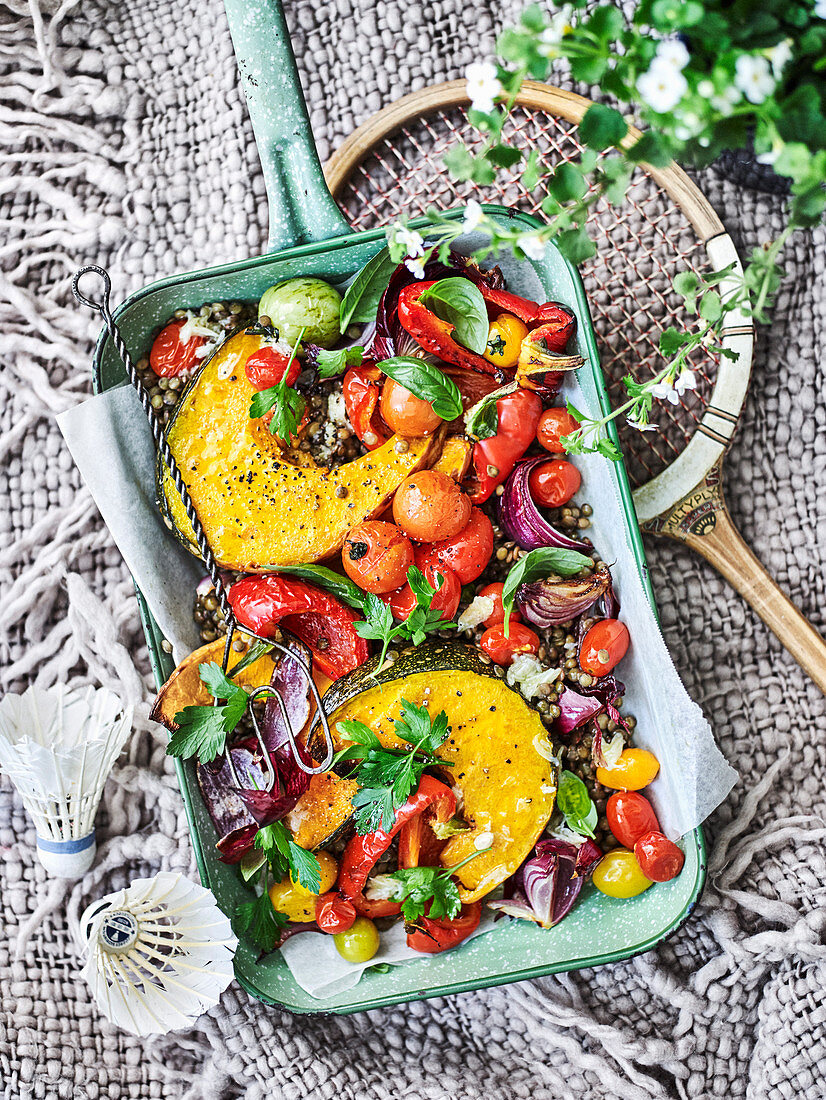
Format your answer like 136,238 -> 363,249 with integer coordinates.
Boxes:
223,0 -> 352,252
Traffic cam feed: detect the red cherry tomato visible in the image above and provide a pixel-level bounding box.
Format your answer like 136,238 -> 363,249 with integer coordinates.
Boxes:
406,901 -> 482,954
480,622 -> 540,666
529,460 -> 582,508
383,548 -> 461,622
392,470 -> 472,542
342,521 -> 414,594
580,619 -> 631,677
634,832 -> 685,882
536,407 -> 580,453
149,320 -> 206,377
343,364 -> 389,450
477,582 -> 521,628
315,893 -> 357,934
379,378 -> 442,437
429,507 -> 494,584
606,791 -> 660,849
245,346 -> 301,390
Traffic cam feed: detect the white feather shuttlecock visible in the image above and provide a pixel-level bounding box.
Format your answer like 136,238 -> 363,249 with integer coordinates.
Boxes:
0,684 -> 133,878
78,871 -> 238,1036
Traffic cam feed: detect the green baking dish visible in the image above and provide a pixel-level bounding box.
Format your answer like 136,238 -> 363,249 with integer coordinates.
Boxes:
89,0 -> 705,1013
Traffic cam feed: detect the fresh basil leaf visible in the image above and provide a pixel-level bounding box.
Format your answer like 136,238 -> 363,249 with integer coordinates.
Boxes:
315,345 -> 364,379
501,547 -> 593,633
557,770 -> 598,839
418,277 -> 489,355
464,382 -> 516,440
340,248 -> 399,330
380,357 -> 463,420
275,565 -> 367,611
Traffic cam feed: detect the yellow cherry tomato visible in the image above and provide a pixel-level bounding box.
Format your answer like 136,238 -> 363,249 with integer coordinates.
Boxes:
592,849 -> 653,898
334,916 -> 380,962
268,849 -> 338,923
596,748 -> 660,791
483,313 -> 529,369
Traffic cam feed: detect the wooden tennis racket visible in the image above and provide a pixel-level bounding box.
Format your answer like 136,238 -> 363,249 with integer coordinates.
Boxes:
325,80 -> 826,693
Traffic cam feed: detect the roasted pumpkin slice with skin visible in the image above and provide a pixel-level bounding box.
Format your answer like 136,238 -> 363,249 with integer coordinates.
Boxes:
150,635 -> 356,851
158,330 -> 440,570
308,642 -> 558,903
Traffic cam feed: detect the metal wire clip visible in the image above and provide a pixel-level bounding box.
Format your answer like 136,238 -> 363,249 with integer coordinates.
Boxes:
72,265 -> 334,784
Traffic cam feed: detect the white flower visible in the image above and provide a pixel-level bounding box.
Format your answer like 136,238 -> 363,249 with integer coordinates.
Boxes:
518,233 -> 546,261
734,55 -> 775,105
538,5 -> 574,57
711,85 -> 741,114
628,412 -> 657,431
465,61 -> 503,114
673,112 -> 703,141
461,199 -> 485,233
392,225 -> 425,259
651,380 -> 680,405
767,39 -> 793,78
655,39 -> 690,71
637,58 -> 688,114
674,369 -> 697,395
816,0 -> 826,17
404,256 -> 426,279
697,79 -> 715,98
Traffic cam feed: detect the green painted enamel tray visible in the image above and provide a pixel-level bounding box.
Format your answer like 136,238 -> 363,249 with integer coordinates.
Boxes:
91,0 -> 705,1014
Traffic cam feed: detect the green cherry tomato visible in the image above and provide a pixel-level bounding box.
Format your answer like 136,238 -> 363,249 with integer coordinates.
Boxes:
592,848 -> 653,899
333,916 -> 380,962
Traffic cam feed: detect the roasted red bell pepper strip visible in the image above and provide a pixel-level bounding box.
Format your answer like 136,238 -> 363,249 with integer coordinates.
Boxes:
468,389 -> 542,504
479,286 -> 540,324
228,575 -> 369,680
343,363 -> 390,450
528,304 -> 577,349
338,775 -> 457,918
397,282 -> 498,376
406,901 -> 482,954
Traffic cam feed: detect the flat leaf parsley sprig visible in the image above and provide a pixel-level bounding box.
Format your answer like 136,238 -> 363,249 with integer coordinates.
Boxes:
354,566 -> 457,667
383,1 -> 825,457
367,847 -> 491,923
334,698 -> 453,834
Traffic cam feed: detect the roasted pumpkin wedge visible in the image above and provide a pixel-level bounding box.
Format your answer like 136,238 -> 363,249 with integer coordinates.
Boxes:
150,636 -> 355,851
157,331 -> 440,570
309,642 -> 558,903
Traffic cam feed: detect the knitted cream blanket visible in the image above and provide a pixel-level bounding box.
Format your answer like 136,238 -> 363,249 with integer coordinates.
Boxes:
1,1 -> 825,1097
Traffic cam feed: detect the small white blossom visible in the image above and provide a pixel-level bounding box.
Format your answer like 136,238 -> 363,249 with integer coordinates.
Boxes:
767,39 -> 793,78
461,199 -> 485,233
392,225 -> 425,259
637,59 -> 688,114
816,0 -> 826,17
734,55 -> 775,105
465,61 -> 503,114
538,5 -> 574,58
628,415 -> 657,432
518,233 -> 546,261
673,112 -> 703,141
651,380 -> 680,405
405,256 -> 426,279
697,79 -> 715,98
655,39 -> 690,71
711,84 -> 741,114
674,369 -> 697,395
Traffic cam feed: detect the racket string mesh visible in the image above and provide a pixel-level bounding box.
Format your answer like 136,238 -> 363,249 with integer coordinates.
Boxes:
333,104 -> 720,489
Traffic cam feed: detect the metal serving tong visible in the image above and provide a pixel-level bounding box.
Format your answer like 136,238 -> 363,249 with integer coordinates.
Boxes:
72,266 -> 335,788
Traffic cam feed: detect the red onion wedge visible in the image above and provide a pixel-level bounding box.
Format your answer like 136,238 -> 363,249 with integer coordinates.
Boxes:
517,570 -> 612,630
488,837 -> 602,929
499,457 -> 591,552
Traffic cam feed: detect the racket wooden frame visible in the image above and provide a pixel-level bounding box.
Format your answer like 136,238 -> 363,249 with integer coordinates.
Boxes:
325,80 -> 826,692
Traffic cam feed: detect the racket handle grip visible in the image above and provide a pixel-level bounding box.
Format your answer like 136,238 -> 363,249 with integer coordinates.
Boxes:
684,509 -> 826,695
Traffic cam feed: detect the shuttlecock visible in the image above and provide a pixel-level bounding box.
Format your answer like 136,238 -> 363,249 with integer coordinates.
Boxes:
78,872 -> 238,1035
0,684 -> 133,878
